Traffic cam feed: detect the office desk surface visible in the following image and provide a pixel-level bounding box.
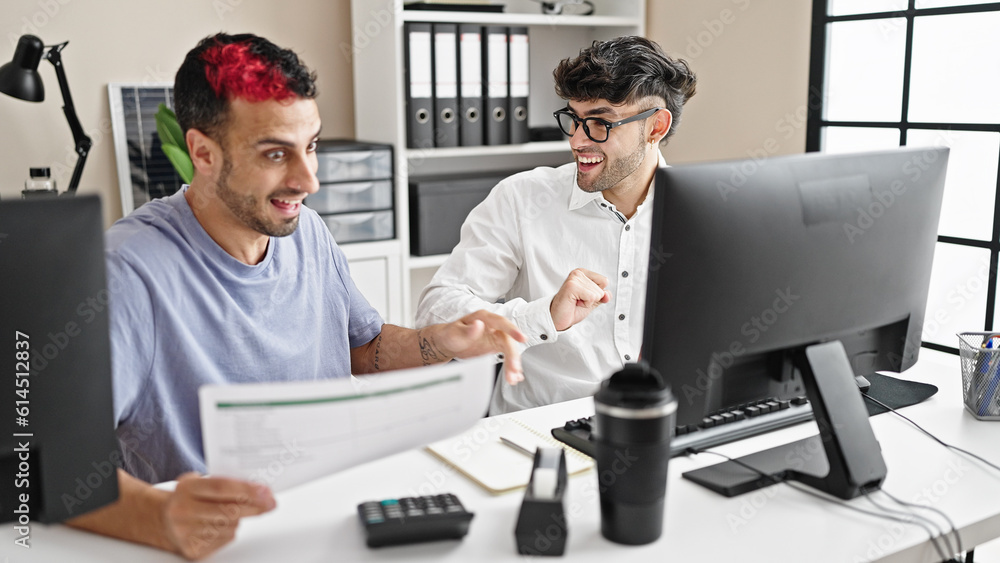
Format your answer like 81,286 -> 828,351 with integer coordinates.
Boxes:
20,350 -> 1000,562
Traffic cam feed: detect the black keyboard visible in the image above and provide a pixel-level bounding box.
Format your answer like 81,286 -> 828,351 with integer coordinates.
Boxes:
552,396 -> 814,458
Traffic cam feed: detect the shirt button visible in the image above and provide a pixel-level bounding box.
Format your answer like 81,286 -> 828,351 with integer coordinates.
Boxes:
624,355 -> 631,361
618,314 -> 626,320
600,203 -> 607,208
540,334 -> 548,341
621,271 -> 629,278
625,225 -> 631,231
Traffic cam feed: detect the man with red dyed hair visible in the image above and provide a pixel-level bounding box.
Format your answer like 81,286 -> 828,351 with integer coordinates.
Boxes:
67,33 -> 525,559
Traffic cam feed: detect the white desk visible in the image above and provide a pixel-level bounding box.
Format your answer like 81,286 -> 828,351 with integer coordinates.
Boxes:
20,350 -> 1000,562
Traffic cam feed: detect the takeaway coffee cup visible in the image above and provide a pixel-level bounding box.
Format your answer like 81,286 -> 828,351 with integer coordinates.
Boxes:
592,362 -> 676,545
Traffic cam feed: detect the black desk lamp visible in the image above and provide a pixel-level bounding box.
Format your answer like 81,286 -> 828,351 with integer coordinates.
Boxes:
0,34 -> 92,196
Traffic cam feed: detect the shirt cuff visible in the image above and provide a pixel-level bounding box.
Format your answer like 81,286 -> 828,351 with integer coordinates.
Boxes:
512,296 -> 559,347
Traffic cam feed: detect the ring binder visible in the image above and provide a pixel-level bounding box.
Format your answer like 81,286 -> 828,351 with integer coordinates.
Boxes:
483,26 -> 510,145
458,24 -> 484,146
432,23 -> 459,147
508,27 -> 530,144
404,22 -> 435,149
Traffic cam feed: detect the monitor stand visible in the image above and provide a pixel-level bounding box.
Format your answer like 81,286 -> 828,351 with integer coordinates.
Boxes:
682,340 -> 887,500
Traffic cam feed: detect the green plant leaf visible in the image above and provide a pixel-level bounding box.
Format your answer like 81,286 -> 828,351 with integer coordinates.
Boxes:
161,144 -> 194,183
155,103 -> 192,182
155,103 -> 186,150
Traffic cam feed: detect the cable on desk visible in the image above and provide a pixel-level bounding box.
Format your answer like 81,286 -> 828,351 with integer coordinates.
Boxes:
862,394 -> 1000,474
689,448 -> 964,562
862,489 -> 959,559
880,488 -> 963,558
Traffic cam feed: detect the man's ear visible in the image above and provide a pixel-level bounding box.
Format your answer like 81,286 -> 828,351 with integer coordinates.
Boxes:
649,109 -> 673,145
186,128 -> 221,178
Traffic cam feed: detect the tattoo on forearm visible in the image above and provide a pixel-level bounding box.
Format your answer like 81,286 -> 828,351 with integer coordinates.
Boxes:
373,334 -> 383,371
417,329 -> 445,366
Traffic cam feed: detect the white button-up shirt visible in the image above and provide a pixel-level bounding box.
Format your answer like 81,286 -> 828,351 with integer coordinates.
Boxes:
416,155 -> 662,414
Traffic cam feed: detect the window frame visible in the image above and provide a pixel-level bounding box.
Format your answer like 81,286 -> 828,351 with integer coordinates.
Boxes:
806,0 -> 1000,354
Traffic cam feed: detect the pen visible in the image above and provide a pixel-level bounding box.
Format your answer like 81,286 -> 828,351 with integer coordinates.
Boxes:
500,436 -> 536,458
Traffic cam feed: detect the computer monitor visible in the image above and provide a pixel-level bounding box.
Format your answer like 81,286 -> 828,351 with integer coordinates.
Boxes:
642,147 -> 949,498
1,195 -> 120,525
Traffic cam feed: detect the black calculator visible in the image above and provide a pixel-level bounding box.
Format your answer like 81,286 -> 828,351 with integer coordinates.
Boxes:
357,493 -> 474,548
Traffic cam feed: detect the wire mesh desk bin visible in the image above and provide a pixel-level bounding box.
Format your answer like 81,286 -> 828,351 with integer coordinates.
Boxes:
958,332 -> 1000,420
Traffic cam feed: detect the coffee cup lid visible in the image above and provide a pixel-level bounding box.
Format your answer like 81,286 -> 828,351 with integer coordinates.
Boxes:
595,362 -> 674,410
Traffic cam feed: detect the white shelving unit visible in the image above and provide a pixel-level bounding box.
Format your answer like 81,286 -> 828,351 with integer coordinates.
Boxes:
350,0 -> 645,325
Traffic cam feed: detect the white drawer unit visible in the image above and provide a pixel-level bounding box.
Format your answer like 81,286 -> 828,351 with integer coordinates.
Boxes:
316,140 -> 393,183
323,210 -> 395,244
307,180 -> 393,214
313,139 -> 396,244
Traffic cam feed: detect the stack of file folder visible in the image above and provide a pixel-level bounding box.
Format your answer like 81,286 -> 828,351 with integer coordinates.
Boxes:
404,22 -> 530,149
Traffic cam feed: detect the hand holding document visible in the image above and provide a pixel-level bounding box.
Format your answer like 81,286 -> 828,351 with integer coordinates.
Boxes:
199,355 -> 495,492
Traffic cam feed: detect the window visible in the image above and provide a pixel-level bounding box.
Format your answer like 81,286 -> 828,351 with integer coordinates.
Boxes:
807,1 -> 1000,353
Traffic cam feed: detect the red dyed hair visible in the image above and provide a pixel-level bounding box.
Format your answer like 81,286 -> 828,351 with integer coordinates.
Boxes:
200,42 -> 295,102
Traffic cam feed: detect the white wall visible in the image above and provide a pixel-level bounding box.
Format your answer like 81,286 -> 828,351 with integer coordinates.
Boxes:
0,0 -> 354,225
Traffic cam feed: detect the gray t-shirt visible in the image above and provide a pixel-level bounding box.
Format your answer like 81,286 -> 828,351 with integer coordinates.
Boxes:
105,189 -> 383,483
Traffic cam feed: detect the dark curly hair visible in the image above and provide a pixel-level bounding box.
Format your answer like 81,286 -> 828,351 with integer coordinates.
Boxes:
554,36 -> 697,142
174,33 -> 317,141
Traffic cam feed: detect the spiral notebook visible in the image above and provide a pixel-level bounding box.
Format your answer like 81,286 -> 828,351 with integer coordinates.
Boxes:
426,417 -> 594,494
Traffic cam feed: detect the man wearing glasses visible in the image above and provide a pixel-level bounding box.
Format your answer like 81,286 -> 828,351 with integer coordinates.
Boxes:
416,36 -> 697,414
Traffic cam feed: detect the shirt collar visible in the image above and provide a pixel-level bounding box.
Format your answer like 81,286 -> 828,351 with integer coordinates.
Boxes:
569,150 -> 668,211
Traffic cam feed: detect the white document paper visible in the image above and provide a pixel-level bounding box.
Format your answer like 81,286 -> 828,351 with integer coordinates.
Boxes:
199,355 -> 495,492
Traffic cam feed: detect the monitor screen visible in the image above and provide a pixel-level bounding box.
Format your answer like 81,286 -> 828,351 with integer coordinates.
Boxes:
642,147 -> 949,429
1,196 -> 119,525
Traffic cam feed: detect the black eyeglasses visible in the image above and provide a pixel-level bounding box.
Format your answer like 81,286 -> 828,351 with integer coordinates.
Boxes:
552,107 -> 664,143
